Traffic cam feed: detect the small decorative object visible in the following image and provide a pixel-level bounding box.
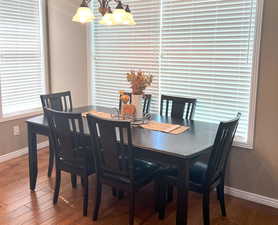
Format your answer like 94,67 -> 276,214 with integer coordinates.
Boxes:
122,104 -> 136,117
119,91 -> 135,118
127,70 -> 153,118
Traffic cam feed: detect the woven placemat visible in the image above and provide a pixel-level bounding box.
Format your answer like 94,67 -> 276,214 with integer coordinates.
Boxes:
140,120 -> 189,134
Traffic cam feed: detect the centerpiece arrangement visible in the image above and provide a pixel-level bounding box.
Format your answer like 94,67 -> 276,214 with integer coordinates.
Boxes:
120,70 -> 152,119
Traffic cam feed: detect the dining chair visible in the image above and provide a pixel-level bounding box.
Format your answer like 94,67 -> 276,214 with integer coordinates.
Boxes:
40,91 -> 73,112
44,108 -> 95,216
160,95 -> 196,120
87,114 -> 161,225
119,92 -> 152,115
40,91 -> 72,178
159,95 -> 197,202
157,113 -> 241,225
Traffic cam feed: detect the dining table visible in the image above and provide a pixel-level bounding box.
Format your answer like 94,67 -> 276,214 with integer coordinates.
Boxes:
26,105 -> 218,225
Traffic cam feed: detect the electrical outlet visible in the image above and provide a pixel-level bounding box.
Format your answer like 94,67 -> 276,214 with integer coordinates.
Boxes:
13,125 -> 20,136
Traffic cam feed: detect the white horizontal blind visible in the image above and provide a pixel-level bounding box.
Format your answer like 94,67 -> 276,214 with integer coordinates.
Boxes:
0,0 -> 45,115
91,0 -> 161,111
160,0 -> 258,144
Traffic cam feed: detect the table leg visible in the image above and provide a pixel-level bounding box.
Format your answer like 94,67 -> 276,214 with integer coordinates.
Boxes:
47,138 -> 54,177
176,160 -> 189,225
28,124 -> 38,191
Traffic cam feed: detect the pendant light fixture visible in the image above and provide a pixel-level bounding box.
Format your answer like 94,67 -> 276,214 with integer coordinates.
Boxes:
99,8 -> 115,25
73,0 -> 136,26
72,0 -> 95,24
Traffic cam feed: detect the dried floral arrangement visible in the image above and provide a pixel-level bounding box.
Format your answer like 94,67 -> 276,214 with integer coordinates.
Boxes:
127,70 -> 153,95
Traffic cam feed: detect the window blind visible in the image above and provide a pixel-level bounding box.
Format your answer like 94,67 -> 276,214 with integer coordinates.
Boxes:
0,0 -> 46,115
160,0 -> 259,145
91,0 -> 161,110
90,0 -> 262,146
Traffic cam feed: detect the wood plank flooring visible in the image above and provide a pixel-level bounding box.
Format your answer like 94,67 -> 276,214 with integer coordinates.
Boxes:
0,148 -> 277,225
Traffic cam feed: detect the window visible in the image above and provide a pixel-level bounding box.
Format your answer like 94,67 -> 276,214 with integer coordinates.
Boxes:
0,0 -> 47,116
90,0 -> 263,148
90,0 -> 161,111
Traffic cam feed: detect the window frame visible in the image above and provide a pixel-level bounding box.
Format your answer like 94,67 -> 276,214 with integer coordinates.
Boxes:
0,0 -> 49,120
235,0 -> 264,149
88,0 -> 264,149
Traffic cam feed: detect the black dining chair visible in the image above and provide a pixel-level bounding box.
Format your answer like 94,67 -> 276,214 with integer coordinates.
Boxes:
40,91 -> 73,178
160,95 -> 197,120
44,108 -> 95,216
119,92 -> 152,115
40,91 -> 73,112
87,114 -> 161,225
159,94 -> 197,201
157,113 -> 241,225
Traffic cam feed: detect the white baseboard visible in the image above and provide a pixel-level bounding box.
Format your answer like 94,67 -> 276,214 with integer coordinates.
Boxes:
1,143 -> 278,210
0,141 -> 49,164
225,186 -> 278,209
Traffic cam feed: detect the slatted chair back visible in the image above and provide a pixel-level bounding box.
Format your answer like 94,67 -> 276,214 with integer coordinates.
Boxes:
160,95 -> 196,120
87,114 -> 134,183
44,108 -> 88,168
205,113 -> 241,187
40,91 -> 73,112
119,92 -> 152,115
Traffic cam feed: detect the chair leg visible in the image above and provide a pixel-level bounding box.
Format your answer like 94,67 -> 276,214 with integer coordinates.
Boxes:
112,187 -> 117,197
217,184 -> 227,217
53,169 -> 61,204
158,180 -> 167,220
71,174 -> 77,188
202,192 -> 210,225
128,191 -> 135,225
217,186 -> 220,200
167,184 -> 174,202
93,180 -> 102,221
154,180 -> 160,212
47,146 -> 54,177
82,176 -> 89,216
118,190 -> 124,200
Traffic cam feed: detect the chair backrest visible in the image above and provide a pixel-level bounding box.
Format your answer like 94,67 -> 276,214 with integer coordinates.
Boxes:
205,113 -> 241,187
119,92 -> 152,115
40,91 -> 73,112
44,108 -> 88,168
87,114 -> 135,183
160,95 -> 196,120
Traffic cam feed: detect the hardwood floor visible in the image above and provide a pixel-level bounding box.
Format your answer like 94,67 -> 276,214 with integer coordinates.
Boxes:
0,148 -> 277,225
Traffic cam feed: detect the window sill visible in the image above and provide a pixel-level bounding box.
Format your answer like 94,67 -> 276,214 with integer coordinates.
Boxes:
0,109 -> 43,123
233,141 -> 254,150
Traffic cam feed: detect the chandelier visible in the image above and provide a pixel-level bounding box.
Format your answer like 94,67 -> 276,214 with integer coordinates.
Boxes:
72,0 -> 136,25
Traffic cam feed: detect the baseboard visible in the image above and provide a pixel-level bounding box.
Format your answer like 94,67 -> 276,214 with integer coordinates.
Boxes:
225,186 -> 278,209
1,143 -> 277,210
0,141 -> 49,164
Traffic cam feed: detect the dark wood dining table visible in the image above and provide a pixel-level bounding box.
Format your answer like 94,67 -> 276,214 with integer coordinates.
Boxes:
26,105 -> 218,225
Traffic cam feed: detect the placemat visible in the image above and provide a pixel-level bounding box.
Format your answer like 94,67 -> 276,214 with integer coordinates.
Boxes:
82,110 -> 112,119
140,120 -> 189,134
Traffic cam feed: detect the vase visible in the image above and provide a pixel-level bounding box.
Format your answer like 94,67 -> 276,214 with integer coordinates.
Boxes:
132,94 -> 143,119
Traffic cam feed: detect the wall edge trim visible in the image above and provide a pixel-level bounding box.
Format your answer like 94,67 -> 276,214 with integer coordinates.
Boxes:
225,186 -> 278,209
1,144 -> 277,209
0,141 -> 49,164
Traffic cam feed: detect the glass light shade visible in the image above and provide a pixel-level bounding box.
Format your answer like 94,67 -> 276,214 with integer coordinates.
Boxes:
99,12 -> 116,25
72,7 -> 95,24
123,12 -> 136,25
112,8 -> 128,24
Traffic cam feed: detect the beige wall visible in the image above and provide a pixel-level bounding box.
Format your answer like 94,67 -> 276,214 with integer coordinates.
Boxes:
225,0 -> 278,199
47,0 -> 89,107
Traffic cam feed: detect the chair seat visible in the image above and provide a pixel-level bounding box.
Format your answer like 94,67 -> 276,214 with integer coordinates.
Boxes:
59,146 -> 95,175
157,161 -> 208,185
134,159 -> 161,186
